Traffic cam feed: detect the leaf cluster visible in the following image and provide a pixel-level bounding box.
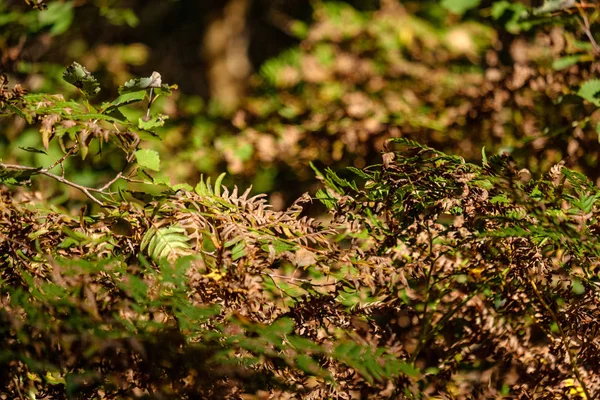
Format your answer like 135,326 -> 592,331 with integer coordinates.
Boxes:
3,135 -> 600,397
316,138 -> 600,397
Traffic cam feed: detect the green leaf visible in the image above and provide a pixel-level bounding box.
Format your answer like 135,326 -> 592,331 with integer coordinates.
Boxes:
214,172 -> 226,197
172,183 -> 193,192
396,362 -> 421,378
533,0 -> 577,15
119,71 -> 162,94
138,114 -> 168,130
572,279 -> 585,295
295,354 -> 327,377
441,0 -> 480,15
347,166 -> 374,180
577,79 -> 600,107
231,241 -> 246,261
4,103 -> 28,121
102,90 -> 147,112
552,55 -> 583,71
19,146 -> 47,155
290,20 -> 309,39
490,193 -> 510,204
62,62 -> 100,97
135,149 -> 160,171
490,1 -> 530,33
154,84 -> 177,97
316,189 -> 336,210
44,371 -> 66,385
260,238 -> 298,254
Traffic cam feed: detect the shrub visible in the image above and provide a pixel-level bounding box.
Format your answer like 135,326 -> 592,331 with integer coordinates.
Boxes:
2,1 -> 600,399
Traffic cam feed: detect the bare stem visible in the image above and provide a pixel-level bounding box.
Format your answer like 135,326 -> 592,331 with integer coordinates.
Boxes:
577,5 -> 600,55
98,171 -> 123,191
43,146 -> 76,172
1,162 -> 111,207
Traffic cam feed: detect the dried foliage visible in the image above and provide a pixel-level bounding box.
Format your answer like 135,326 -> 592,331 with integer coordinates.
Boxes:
0,74 -> 26,109
316,137 -> 600,398
0,175 -> 412,398
2,137 -> 600,397
2,1 -> 600,399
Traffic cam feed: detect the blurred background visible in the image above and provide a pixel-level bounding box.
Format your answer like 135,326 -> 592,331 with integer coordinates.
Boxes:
2,0 -> 600,211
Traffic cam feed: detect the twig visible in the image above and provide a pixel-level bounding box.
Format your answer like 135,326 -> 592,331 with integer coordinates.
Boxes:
577,4 -> 600,55
145,88 -> 154,121
42,146 -> 76,173
13,378 -> 25,400
1,162 -> 106,206
263,272 -> 293,304
121,176 -> 148,184
98,171 -> 123,191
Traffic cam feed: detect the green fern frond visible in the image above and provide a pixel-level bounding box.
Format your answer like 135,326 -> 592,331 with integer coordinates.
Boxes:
387,137 -> 436,152
195,172 -> 227,197
140,225 -> 191,261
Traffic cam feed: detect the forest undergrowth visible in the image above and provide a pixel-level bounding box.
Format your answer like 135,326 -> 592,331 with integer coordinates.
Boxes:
2,0 -> 600,399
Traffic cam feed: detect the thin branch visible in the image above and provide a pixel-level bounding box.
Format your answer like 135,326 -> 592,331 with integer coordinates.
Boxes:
577,4 -> 600,55
264,272 -> 294,303
42,145 -> 75,172
1,162 -> 106,206
145,88 -> 154,121
121,175 -> 148,184
98,171 -> 123,191
13,378 -> 25,400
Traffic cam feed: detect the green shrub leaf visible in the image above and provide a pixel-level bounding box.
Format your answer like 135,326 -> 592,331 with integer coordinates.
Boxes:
135,149 -> 160,171
62,62 -> 100,97
577,79 -> 600,107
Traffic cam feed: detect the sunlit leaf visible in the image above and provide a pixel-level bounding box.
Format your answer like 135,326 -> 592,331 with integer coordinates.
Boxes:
119,71 -> 162,94
135,149 -> 160,171
138,114 -> 167,130
577,79 -> 600,107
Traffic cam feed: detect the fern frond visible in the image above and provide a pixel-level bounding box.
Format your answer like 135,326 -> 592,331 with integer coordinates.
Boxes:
387,137 -> 436,152
140,225 -> 191,261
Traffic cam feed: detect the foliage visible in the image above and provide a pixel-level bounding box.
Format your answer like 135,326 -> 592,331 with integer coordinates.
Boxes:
0,171 -> 417,398
3,128 -> 600,397
2,0 -> 600,399
317,137 -> 600,397
160,0 -> 600,198
3,1 -> 600,199
0,61 -> 175,207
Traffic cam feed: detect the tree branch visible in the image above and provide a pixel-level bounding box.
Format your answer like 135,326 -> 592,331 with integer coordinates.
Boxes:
1,162 -> 112,207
